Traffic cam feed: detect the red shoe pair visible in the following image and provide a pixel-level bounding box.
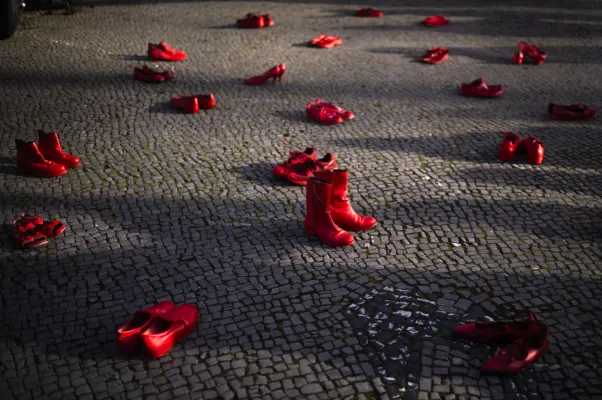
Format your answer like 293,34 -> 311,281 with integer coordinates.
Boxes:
420,47 -> 449,64
148,42 -> 187,62
454,311 -> 549,374
513,41 -> 546,65
16,131 -> 82,178
308,34 -> 343,49
237,13 -> 274,29
422,15 -> 449,27
548,103 -> 596,121
273,147 -> 338,185
245,63 -> 286,85
356,8 -> 383,17
12,212 -> 67,248
133,65 -> 173,83
460,78 -> 503,98
170,94 -> 216,114
499,132 -> 544,165
118,301 -> 198,358
307,99 -> 354,125
305,170 -> 377,247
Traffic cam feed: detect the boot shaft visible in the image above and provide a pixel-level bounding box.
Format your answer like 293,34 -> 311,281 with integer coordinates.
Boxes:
16,140 -> 47,163
315,169 -> 348,201
37,131 -> 64,156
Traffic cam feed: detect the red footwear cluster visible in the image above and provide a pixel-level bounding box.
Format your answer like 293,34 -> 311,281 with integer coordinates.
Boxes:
513,41 -> 546,65
245,63 -> 286,85
454,311 -> 549,374
420,47 -> 449,64
16,131 -> 81,178
118,301 -> 198,358
237,13 -> 274,29
12,212 -> 66,249
499,132 -> 544,165
549,103 -> 596,121
133,65 -> 173,83
460,78 -> 503,98
148,42 -> 187,62
308,35 -> 343,49
422,15 -> 449,27
307,99 -> 354,125
273,147 -> 337,185
356,8 -> 383,17
171,94 -> 216,114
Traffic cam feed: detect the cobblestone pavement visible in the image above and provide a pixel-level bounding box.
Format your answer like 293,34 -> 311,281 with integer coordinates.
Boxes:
1,0 -> 602,399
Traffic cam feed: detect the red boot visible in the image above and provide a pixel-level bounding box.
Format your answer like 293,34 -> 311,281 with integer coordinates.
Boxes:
520,136 -> 544,165
38,131 -> 82,169
315,169 -> 377,231
499,132 -> 521,161
304,178 -> 355,247
16,140 -> 68,178
118,301 -> 176,355
141,304 -> 198,358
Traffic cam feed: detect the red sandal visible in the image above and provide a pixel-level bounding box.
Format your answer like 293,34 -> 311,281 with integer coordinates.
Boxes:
12,219 -> 48,248
20,213 -> 67,237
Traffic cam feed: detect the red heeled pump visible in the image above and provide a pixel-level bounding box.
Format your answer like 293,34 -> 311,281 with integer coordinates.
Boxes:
118,301 -> 176,355
141,304 -> 198,358
499,132 -> 521,161
245,63 -> 286,85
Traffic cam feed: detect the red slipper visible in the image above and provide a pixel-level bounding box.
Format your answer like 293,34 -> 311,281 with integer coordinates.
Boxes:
518,41 -> 546,64
356,8 -> 383,17
12,219 -> 48,248
20,212 -> 66,237
548,103 -> 596,121
454,311 -> 538,342
460,78 -> 503,97
419,47 -> 449,64
141,304 -> 198,358
118,301 -> 176,354
308,35 -> 342,48
422,15 -> 449,27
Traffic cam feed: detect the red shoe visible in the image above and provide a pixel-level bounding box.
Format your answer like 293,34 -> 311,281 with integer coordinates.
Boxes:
460,78 -> 503,98
133,67 -> 165,83
307,99 -> 353,124
143,65 -> 173,81
308,35 -> 343,48
356,8 -> 383,17
548,103 -> 596,121
16,140 -> 68,178
37,131 -> 82,169
512,51 -> 524,65
272,147 -> 317,179
315,99 -> 355,121
519,136 -> 544,165
170,96 -> 200,114
141,304 -> 198,358
518,41 -> 546,64
315,169 -> 377,231
245,63 -> 286,85
12,219 -> 48,248
20,212 -> 66,237
304,177 -> 355,247
499,132 -> 521,162
172,94 -> 216,110
481,322 -> 549,374
419,47 -> 449,64
237,13 -> 271,28
148,42 -> 187,62
287,152 -> 338,185
118,301 -> 176,355
454,311 -> 538,343
422,15 -> 449,27
263,14 -> 274,27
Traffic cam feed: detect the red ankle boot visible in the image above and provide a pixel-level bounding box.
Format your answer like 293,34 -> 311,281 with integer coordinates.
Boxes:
520,136 -> 544,165
499,132 -> 521,161
16,140 -> 68,178
315,169 -> 377,231
37,131 -> 82,169
304,178 -> 355,247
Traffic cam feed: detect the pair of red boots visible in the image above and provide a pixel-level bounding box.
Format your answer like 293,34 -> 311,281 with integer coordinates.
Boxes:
500,132 -> 544,165
273,147 -> 338,185
454,311 -> 549,374
513,41 -> 546,65
16,131 -> 82,178
307,99 -> 354,125
133,65 -> 173,83
148,42 -> 187,62
305,170 -> 377,247
237,13 -> 274,29
118,301 -> 198,359
170,94 -> 216,114
245,63 -> 286,85
12,213 -> 66,248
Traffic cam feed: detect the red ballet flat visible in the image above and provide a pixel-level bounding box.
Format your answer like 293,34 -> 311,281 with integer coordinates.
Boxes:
460,78 -> 503,98
12,219 -> 48,248
454,311 -> 538,343
141,304 -> 198,358
548,103 -> 596,121
245,63 -> 286,85
118,301 -> 176,355
518,41 -> 546,65
422,15 -> 449,27
20,212 -> 66,237
356,8 -> 383,17
419,47 -> 449,64
272,147 -> 317,179
481,322 -> 549,374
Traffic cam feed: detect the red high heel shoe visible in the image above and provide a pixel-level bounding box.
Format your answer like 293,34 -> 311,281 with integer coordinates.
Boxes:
454,311 -> 538,343
20,213 -> 66,237
148,42 -> 187,62
12,219 -> 48,248
141,304 -> 198,358
519,136 -> 544,165
170,96 -> 200,114
512,51 -> 524,65
419,47 -> 449,64
245,63 -> 286,85
287,152 -> 338,185
548,103 -> 596,121
272,147 -> 317,179
356,8 -> 383,17
459,78 -> 503,98
422,15 -> 449,27
315,169 -> 377,231
499,132 -> 521,162
16,139 -> 68,178
118,301 -> 176,355
518,41 -> 546,64
304,178 -> 355,247
38,131 -> 82,169
481,321 -> 549,374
